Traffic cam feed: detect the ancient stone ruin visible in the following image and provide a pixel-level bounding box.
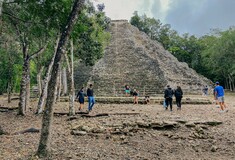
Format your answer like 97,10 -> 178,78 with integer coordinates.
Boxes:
74,20 -> 211,96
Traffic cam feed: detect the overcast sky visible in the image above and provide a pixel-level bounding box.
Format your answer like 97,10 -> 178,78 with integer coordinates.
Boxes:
94,0 -> 235,36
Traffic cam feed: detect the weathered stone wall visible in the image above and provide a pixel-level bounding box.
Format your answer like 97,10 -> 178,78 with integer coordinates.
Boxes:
74,20 -> 211,96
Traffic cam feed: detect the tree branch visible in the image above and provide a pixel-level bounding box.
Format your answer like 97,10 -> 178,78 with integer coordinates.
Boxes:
30,43 -> 48,60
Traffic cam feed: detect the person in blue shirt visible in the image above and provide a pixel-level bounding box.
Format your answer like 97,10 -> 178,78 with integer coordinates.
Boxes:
214,82 -> 227,112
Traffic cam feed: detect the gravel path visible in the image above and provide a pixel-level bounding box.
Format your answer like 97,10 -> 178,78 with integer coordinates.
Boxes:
0,94 -> 234,160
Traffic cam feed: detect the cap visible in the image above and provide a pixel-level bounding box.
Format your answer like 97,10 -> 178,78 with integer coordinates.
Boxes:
215,82 -> 219,85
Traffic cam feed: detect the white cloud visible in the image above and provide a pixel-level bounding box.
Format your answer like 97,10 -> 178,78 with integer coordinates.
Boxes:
94,0 -> 143,20
159,0 -> 171,19
93,0 -> 235,36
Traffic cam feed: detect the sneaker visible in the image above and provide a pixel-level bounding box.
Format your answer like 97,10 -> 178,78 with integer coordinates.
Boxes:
220,110 -> 225,113
216,106 -> 220,108
165,107 -> 168,110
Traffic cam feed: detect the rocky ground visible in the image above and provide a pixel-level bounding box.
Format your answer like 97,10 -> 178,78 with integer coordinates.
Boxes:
0,93 -> 235,160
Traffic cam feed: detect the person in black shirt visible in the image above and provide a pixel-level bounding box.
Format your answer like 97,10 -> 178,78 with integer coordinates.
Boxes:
133,89 -> 139,104
164,85 -> 174,111
87,84 -> 95,113
76,87 -> 86,111
174,86 -> 183,110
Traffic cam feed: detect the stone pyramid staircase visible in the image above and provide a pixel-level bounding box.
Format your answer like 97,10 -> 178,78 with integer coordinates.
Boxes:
74,20 -> 211,96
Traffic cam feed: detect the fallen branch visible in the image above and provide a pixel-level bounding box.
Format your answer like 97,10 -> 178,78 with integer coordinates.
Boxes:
67,116 -> 79,121
56,112 -> 140,117
111,113 -> 140,116
54,111 -> 88,116
13,127 -> 40,135
0,106 -> 18,110
80,113 -> 109,118
54,112 -> 69,116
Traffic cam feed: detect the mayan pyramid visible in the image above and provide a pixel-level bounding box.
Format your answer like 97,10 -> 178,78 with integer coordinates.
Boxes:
74,20 -> 211,96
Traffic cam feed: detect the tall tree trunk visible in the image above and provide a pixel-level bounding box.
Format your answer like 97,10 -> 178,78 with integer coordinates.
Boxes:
36,65 -> 52,114
232,77 -> 235,91
225,77 -> 228,89
36,38 -> 59,114
37,66 -> 44,97
26,62 -> 31,110
37,0 -> 85,157
56,66 -> 62,102
62,67 -> 68,96
7,51 -> 13,103
66,40 -> 75,116
0,0 -> 2,33
18,41 -> 47,115
18,55 -> 30,116
228,74 -> 234,91
0,0 -> 2,16
7,81 -> 12,103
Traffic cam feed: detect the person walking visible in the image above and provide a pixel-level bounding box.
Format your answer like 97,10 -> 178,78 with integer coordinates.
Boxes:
213,84 -> 219,108
174,86 -> 183,110
214,82 -> 227,112
76,87 -> 86,111
164,85 -> 174,111
133,89 -> 139,104
87,84 -> 95,113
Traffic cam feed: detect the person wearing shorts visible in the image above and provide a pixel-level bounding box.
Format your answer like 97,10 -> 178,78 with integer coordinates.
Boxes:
76,87 -> 86,111
214,82 -> 227,112
133,89 -> 139,104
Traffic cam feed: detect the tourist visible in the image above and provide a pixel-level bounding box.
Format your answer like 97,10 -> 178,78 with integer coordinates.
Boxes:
214,82 -> 227,112
133,89 -> 139,104
174,86 -> 183,110
125,85 -> 131,96
164,85 -> 174,111
203,85 -> 208,96
87,84 -> 95,113
144,95 -> 150,104
76,87 -> 86,111
213,84 -> 219,108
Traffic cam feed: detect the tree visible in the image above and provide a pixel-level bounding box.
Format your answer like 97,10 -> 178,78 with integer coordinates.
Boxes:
37,0 -> 85,157
66,40 -> 75,116
201,29 -> 235,90
36,37 -> 60,114
0,0 -> 2,16
2,1 -> 50,115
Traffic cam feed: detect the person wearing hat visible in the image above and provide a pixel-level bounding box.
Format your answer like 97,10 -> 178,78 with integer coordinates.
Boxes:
214,82 -> 227,112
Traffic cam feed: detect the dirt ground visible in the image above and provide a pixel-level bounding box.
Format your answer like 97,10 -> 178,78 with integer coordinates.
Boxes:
0,93 -> 235,160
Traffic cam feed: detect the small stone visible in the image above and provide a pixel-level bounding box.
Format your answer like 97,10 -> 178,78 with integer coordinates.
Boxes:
185,122 -> 196,128
71,130 -> 87,136
211,145 -> 218,152
120,135 -> 126,140
205,121 -> 223,126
